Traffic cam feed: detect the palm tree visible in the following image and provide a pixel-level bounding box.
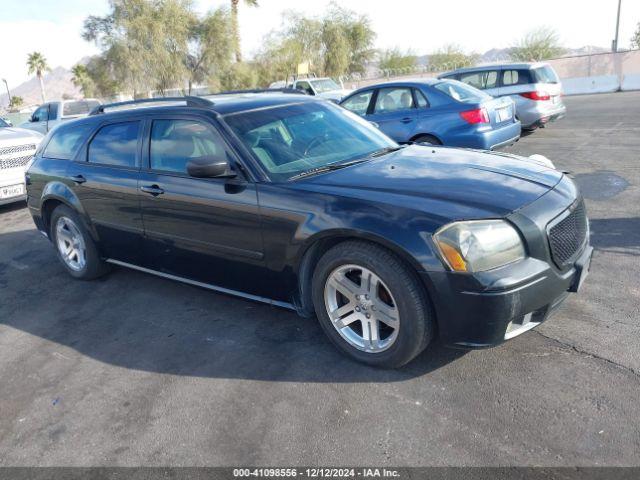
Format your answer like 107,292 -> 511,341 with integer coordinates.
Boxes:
27,52 -> 49,103
230,0 -> 258,63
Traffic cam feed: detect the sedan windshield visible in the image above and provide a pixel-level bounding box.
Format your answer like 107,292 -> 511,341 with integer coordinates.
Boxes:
310,78 -> 341,93
224,101 -> 397,182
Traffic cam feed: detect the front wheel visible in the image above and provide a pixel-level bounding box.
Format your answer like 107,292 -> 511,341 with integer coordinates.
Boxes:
312,241 -> 434,368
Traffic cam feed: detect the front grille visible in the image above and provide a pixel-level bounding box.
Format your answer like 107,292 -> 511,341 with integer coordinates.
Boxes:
548,200 -> 588,268
0,143 -> 36,157
0,154 -> 34,170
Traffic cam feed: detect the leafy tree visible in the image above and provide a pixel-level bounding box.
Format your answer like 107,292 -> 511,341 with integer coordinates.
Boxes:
9,96 -> 24,110
186,7 -> 234,94
510,27 -> 565,61
323,4 -> 375,76
632,22 -> 640,49
26,52 -> 49,103
230,0 -> 258,63
220,62 -> 258,91
71,64 -> 96,98
429,44 -> 478,72
379,48 -> 417,72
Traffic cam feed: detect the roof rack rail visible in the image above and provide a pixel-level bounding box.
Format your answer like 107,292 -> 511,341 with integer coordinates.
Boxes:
211,88 -> 307,96
89,96 -> 214,115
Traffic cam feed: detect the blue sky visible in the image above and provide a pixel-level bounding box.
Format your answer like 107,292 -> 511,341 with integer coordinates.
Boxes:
1,0 -> 639,88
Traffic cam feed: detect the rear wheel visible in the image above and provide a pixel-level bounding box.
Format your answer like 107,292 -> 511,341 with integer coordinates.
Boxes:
50,205 -> 109,280
312,241 -> 434,368
413,134 -> 441,146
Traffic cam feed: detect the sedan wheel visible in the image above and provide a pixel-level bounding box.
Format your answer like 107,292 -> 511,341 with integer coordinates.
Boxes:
324,264 -> 399,352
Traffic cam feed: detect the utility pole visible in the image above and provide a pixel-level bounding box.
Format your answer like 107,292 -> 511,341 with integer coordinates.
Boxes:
612,0 -> 622,52
2,78 -> 11,106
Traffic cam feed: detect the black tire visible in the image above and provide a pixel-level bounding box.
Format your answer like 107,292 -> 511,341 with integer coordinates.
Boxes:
50,205 -> 109,280
413,134 -> 441,146
312,241 -> 434,368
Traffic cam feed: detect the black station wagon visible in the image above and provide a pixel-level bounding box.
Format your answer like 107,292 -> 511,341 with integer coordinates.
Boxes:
25,94 -> 593,368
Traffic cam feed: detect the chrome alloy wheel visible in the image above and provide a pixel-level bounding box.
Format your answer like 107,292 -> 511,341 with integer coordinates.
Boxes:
324,264 -> 400,353
55,216 -> 87,272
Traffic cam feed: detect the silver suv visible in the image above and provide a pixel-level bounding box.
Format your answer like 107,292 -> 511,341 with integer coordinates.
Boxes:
439,63 -> 565,131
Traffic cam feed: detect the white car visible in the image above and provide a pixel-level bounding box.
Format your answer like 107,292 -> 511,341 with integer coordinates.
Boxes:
271,77 -> 352,103
0,118 -> 43,205
20,99 -> 101,134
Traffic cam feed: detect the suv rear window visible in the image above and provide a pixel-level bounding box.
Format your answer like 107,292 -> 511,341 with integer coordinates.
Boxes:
63,100 -> 100,117
532,66 -> 559,84
433,80 -> 490,103
43,123 -> 95,160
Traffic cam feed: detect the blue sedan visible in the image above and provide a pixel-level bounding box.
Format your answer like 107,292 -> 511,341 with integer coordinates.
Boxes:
340,79 -> 521,150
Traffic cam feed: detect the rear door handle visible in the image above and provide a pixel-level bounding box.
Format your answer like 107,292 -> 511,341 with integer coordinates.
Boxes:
401,117 -> 413,124
140,185 -> 164,196
69,175 -> 86,184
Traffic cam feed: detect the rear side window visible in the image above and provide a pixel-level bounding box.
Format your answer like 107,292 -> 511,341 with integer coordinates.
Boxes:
502,69 -> 532,86
63,100 -> 100,117
341,91 -> 373,115
43,123 -> 95,160
87,121 -> 139,167
459,71 -> 498,90
533,66 -> 559,84
433,80 -> 491,103
150,119 -> 227,174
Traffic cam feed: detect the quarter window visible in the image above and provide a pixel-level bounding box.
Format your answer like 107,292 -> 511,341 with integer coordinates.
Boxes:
43,123 -> 95,160
150,119 -> 227,174
414,89 -> 429,108
374,87 -> 414,113
341,91 -> 373,115
87,121 -> 139,167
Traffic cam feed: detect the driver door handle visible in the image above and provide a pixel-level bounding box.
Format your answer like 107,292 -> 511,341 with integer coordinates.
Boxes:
401,117 -> 413,124
140,184 -> 164,196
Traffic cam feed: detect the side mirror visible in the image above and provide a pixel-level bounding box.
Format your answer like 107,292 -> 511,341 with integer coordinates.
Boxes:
30,114 -> 36,122
186,155 -> 235,178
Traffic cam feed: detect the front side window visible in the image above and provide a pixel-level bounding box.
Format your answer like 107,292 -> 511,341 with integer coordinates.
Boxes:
87,121 -> 139,167
433,80 -> 491,104
224,101 -> 396,182
150,119 -> 227,174
43,122 -> 95,160
341,91 -> 373,116
374,87 -> 415,113
0,118 -> 9,128
296,81 -> 314,95
32,105 -> 49,122
459,71 -> 498,90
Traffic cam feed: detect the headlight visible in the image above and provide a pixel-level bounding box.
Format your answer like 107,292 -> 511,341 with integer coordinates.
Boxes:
433,220 -> 526,272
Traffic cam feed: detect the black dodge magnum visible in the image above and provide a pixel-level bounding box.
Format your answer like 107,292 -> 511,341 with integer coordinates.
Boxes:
25,94 -> 592,368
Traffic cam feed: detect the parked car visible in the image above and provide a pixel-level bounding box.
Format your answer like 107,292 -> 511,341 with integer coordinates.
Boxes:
20,99 -> 101,134
26,94 -> 592,368
270,76 -> 351,102
0,121 -> 43,205
340,79 -> 521,150
439,63 -> 566,131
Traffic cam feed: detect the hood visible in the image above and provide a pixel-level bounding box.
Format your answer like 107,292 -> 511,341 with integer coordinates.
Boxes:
316,89 -> 352,101
299,145 -> 563,218
0,127 -> 44,147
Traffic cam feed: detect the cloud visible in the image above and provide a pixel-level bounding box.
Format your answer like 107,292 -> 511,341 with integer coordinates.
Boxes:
0,16 -> 99,89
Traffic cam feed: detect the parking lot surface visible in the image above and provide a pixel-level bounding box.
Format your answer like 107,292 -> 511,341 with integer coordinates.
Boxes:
0,92 -> 639,466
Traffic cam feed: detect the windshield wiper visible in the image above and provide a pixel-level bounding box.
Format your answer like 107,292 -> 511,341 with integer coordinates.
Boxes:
288,158 -> 370,181
367,145 -> 405,158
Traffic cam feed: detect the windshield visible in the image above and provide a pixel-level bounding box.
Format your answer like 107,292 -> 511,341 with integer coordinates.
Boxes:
62,100 -> 100,117
224,101 -> 396,181
533,65 -> 559,84
433,79 -> 491,103
310,78 -> 341,93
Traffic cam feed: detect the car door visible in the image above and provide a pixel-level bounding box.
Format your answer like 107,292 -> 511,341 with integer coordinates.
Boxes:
138,114 -> 266,296
65,118 -> 144,264
366,87 -> 418,143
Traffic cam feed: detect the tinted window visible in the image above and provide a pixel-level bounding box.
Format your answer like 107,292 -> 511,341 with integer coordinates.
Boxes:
433,80 -> 491,104
63,100 -> 100,116
88,122 -> 139,167
374,87 -> 414,113
533,65 -> 559,84
32,105 -> 49,122
502,69 -> 532,86
225,102 -> 395,182
459,70 -> 498,90
150,119 -> 226,174
341,91 -> 373,115
43,123 -> 95,160
414,89 -> 429,108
